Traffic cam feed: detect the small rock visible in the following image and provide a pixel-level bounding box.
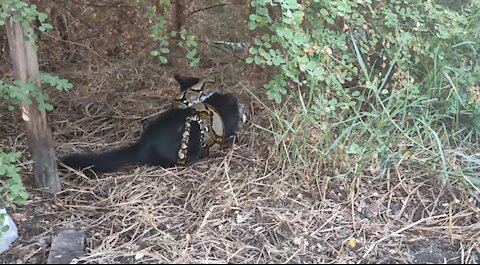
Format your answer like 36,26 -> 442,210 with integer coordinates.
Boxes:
47,230 -> 86,264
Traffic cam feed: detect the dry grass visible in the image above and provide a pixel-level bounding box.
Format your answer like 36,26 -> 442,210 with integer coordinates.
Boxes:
0,59 -> 479,264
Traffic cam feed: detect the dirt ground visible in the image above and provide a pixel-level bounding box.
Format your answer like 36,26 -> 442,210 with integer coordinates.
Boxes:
1,1 -> 479,264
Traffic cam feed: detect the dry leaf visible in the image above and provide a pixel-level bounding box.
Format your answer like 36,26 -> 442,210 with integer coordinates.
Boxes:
293,237 -> 303,246
12,213 -> 28,222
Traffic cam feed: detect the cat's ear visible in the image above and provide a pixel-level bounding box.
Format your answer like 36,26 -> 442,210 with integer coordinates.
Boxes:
174,74 -> 200,91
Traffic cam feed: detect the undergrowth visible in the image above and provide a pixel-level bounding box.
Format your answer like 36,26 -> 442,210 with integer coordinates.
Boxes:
246,0 -> 480,200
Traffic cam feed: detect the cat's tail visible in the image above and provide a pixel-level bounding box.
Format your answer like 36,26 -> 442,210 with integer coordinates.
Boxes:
59,143 -> 142,173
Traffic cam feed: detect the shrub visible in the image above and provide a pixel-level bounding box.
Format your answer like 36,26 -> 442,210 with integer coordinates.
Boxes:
246,0 -> 480,196
0,151 -> 28,208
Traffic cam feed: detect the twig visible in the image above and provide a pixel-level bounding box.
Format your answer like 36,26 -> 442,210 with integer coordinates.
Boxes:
283,246 -> 303,264
188,4 -> 229,17
223,139 -> 240,206
195,205 -> 218,236
67,0 -> 134,8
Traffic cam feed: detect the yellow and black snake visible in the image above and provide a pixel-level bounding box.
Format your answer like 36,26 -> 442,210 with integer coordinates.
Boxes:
172,76 -> 225,166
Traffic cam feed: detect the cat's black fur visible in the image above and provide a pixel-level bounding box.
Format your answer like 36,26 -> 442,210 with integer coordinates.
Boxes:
59,75 -> 242,173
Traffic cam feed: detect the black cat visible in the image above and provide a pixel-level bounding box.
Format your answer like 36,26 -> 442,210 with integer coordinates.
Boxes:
59,74 -> 247,173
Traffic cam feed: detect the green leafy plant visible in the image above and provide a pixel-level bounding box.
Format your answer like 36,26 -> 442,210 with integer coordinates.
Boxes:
149,13 -> 170,64
246,0 -> 480,197
0,73 -> 73,112
136,0 -> 204,66
175,28 -> 200,67
134,0 -> 172,64
247,0 -> 478,109
0,151 -> 28,208
0,0 -> 53,51
0,150 -> 24,243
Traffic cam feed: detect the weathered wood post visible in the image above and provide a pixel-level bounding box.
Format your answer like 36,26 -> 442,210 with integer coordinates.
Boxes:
5,19 -> 61,194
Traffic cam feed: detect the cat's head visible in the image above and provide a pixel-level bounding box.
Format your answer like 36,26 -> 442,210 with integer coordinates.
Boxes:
173,74 -> 201,92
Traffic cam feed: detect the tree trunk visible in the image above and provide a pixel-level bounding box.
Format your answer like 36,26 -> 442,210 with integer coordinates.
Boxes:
174,0 -> 187,33
5,20 -> 61,194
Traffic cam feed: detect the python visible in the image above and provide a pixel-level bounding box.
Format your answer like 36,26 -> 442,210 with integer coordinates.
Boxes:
59,74 -> 247,173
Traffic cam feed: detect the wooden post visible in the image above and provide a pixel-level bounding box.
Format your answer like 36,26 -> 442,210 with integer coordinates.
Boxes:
5,20 -> 61,194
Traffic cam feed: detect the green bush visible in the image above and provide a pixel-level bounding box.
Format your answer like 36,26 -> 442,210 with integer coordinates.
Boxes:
0,0 -> 53,50
0,151 -> 28,208
0,150 -> 24,245
247,0 -> 480,196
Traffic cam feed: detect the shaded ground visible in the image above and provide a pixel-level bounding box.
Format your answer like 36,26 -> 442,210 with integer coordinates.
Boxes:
1,1 -> 480,264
